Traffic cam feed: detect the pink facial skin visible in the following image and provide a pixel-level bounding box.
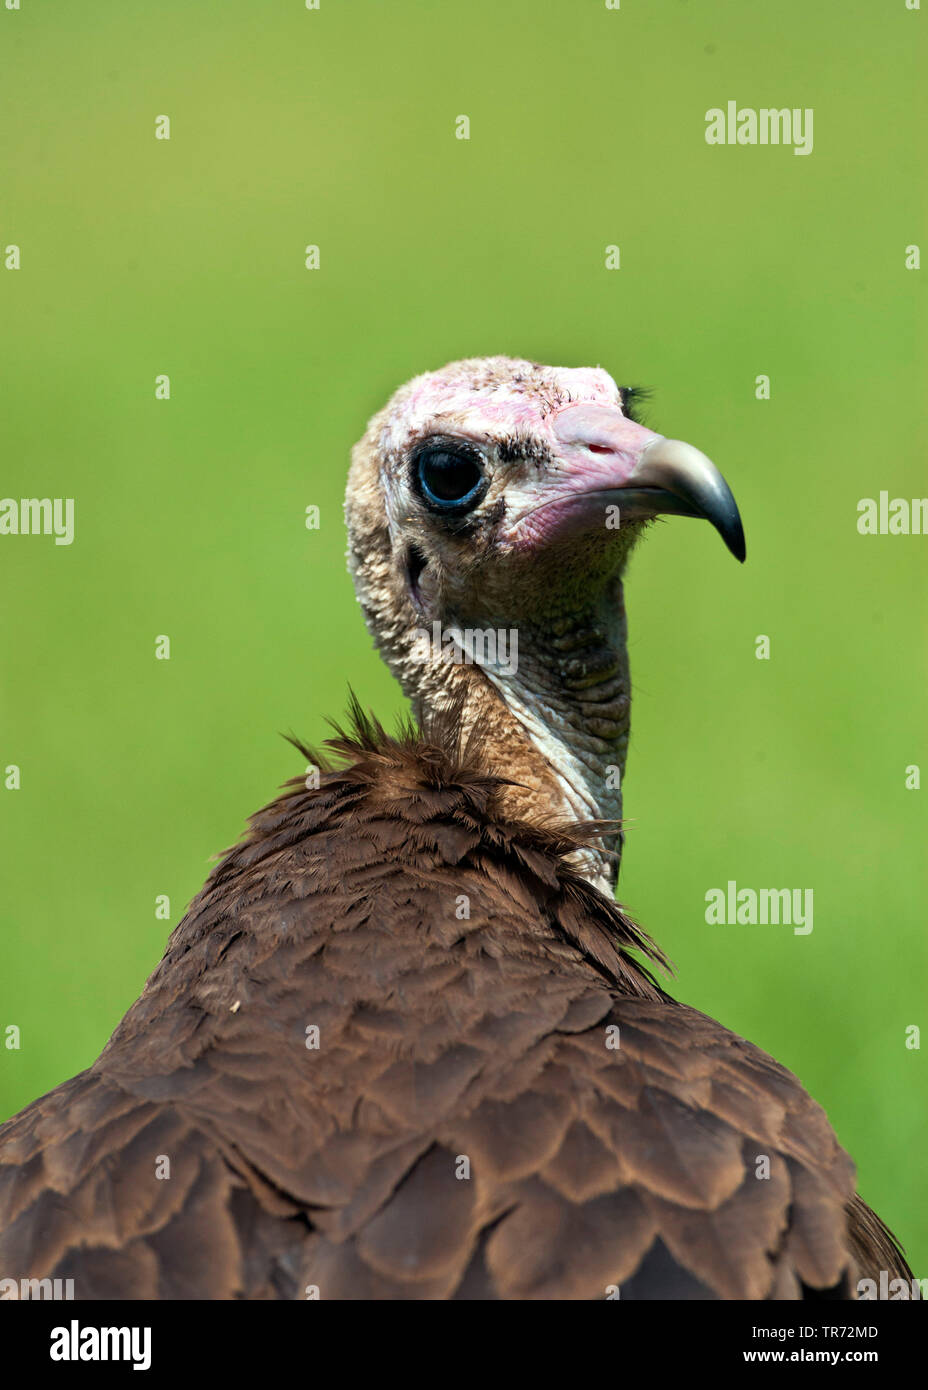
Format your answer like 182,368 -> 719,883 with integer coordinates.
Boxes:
373,357 -> 744,562
378,363 -> 625,462
510,402 -> 663,551
376,359 -> 632,545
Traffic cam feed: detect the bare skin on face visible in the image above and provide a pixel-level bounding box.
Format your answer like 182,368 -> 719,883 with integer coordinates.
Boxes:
345,356 -> 744,896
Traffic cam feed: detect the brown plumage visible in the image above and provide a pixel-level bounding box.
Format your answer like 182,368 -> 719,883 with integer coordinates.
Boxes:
0,705 -> 908,1298
0,357 -> 910,1299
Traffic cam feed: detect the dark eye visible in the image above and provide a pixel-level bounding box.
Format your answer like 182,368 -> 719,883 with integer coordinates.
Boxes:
415,444 -> 485,513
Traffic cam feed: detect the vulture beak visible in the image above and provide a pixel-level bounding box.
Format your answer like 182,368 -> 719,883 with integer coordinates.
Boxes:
524,402 -> 746,562
604,436 -> 746,562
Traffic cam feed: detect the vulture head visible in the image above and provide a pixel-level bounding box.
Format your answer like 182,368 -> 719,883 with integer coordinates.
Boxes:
346,356 -> 744,894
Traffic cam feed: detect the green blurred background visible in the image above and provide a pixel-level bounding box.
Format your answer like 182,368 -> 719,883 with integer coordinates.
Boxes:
1,1 -> 924,1278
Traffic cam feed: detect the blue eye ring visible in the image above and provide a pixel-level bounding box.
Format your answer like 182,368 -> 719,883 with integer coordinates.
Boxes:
413,440 -> 487,515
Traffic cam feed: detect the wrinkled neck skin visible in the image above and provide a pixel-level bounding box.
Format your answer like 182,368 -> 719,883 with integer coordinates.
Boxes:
396,581 -> 631,898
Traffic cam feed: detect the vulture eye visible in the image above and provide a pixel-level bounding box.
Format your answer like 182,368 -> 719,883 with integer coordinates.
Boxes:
414,443 -> 486,514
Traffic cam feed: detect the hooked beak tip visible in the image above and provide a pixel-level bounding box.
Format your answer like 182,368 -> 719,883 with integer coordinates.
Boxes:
629,438 -> 747,563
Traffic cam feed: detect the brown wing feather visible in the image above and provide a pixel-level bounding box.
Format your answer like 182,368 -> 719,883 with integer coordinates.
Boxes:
0,709 -> 910,1298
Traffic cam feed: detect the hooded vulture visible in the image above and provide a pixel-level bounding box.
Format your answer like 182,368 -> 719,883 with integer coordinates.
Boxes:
0,356 -> 910,1300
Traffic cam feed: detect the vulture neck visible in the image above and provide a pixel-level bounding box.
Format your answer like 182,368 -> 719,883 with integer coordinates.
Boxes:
407,584 -> 630,898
